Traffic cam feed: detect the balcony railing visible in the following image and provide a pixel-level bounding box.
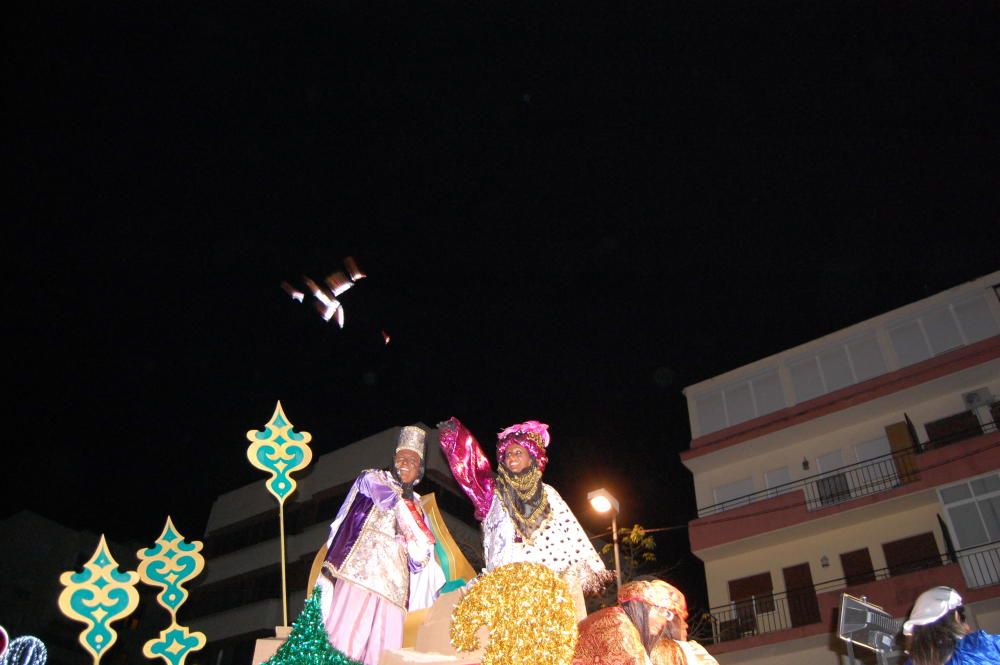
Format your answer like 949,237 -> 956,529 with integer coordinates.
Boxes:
702,541 -> 1000,645
698,415 -> 997,518
698,448 -> 920,517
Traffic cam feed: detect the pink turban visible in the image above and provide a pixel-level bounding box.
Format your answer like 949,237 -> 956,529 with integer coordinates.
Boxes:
496,420 -> 550,472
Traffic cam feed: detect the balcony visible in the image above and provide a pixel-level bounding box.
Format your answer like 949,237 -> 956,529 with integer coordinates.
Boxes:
702,541 -> 1000,647
698,412 -> 997,519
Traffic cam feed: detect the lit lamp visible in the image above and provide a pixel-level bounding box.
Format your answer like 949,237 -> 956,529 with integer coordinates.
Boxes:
588,488 -> 622,592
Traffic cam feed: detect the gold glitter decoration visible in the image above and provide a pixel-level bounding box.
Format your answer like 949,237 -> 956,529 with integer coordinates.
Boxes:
450,562 -> 578,665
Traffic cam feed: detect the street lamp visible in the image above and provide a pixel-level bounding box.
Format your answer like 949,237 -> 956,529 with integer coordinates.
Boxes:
588,488 -> 622,592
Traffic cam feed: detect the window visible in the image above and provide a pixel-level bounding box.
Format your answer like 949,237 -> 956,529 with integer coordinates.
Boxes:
725,382 -> 755,426
925,411 -> 983,448
888,293 -> 999,368
719,572 -> 773,640
713,477 -> 755,509
854,436 -> 898,494
840,548 -> 876,586
882,533 -> 940,577
694,369 -> 787,436
819,346 -> 854,393
940,474 -> 1000,548
923,306 -> 963,355
848,334 -> 887,382
815,449 -> 851,506
765,467 -> 792,497
954,294 -> 999,343
753,371 -> 785,415
789,357 -> 825,402
728,571 -> 774,613
940,474 -> 1000,588
696,392 -> 727,436
889,320 -> 931,367
789,332 -> 888,404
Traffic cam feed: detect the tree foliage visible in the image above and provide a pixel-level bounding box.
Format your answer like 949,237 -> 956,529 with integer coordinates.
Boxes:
600,524 -> 658,581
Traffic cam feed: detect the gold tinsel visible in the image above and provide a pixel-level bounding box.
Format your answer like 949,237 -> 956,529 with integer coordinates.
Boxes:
450,562 -> 578,665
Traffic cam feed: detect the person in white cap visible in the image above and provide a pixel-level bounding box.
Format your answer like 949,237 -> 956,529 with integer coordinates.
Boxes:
314,425 -> 446,664
902,586 -> 1000,665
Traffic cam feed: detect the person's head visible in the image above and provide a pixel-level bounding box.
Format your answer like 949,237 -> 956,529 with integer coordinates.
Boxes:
903,586 -> 968,665
618,579 -> 689,652
394,449 -> 421,484
496,420 -> 550,474
393,425 -> 426,487
501,443 -> 532,473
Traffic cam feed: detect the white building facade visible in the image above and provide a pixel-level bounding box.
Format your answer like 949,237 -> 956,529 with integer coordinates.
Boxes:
681,272 -> 1000,664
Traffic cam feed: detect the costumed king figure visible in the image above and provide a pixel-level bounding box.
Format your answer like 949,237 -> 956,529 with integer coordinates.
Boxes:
315,425 -> 445,665
437,417 -> 612,619
573,579 -> 719,665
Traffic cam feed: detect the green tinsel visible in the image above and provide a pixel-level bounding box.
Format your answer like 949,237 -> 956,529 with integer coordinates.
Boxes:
263,586 -> 364,665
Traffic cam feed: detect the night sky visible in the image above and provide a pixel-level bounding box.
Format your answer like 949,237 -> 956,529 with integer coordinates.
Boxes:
6,0 -> 999,609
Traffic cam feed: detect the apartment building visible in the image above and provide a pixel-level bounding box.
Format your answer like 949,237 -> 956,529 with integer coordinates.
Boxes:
681,271 -> 1000,664
185,423 -> 482,665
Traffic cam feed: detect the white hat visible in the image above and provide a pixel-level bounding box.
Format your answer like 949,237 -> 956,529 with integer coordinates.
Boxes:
395,425 -> 426,460
902,586 -> 963,635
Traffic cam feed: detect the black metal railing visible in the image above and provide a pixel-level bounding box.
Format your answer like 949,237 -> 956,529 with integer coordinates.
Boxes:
697,417 -> 997,518
704,589 -> 822,643
698,449 -> 920,517
702,542 -> 1000,645
957,542 -> 1000,589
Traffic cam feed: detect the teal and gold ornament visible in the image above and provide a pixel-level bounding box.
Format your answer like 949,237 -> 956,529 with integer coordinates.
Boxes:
136,517 -> 206,665
246,400 -> 313,505
57,535 -> 140,664
263,586 -> 363,665
246,400 -> 314,626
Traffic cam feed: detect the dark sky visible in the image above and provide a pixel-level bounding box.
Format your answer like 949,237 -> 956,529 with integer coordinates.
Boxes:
6,0 -> 999,608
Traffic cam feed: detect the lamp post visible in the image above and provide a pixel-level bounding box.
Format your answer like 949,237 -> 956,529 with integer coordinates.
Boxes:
588,488 -> 621,592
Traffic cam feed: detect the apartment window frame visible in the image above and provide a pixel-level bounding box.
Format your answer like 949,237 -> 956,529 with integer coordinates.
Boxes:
788,331 -> 887,404
882,532 -> 941,577
728,571 -> 775,614
888,292 -> 999,368
694,368 -> 787,435
840,547 -> 876,586
939,473 -> 1000,549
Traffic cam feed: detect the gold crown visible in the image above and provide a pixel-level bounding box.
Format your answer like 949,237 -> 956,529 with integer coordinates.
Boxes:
523,431 -> 548,449
395,425 -> 426,459
503,430 -> 548,449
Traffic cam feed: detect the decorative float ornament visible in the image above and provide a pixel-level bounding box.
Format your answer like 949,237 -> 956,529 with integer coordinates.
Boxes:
1,636 -> 48,665
141,625 -> 205,665
136,517 -> 206,665
450,562 -> 578,665
246,401 -> 313,626
57,535 -> 140,664
263,586 -> 362,665
0,625 -> 7,660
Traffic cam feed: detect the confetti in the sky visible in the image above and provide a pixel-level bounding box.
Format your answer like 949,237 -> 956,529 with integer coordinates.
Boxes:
344,256 -> 366,282
281,281 -> 305,302
282,257 -> 367,331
